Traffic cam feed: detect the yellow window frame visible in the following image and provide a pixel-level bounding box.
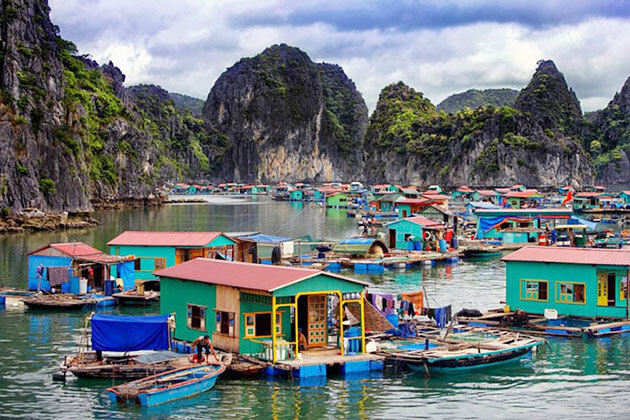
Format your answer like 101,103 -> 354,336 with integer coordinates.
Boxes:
555,281 -> 587,305
519,279 -> 549,302
243,311 -> 283,339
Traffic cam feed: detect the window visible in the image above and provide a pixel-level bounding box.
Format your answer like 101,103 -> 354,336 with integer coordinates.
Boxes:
134,258 -> 141,271
215,311 -> 235,337
243,312 -> 283,338
556,282 -> 585,304
154,257 -> 166,271
621,276 -> 628,301
187,304 -> 206,331
521,280 -> 548,301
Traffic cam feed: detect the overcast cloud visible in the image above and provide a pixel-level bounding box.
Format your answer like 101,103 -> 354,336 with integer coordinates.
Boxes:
49,0 -> 630,112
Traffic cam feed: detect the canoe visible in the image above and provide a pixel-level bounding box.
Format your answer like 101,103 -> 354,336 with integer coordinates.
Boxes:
61,351 -> 194,379
107,364 -> 226,406
23,295 -> 89,310
112,291 -> 160,306
381,333 -> 543,375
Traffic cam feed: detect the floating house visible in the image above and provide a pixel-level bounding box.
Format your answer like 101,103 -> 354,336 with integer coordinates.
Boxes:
288,189 -> 304,201
313,187 -> 342,202
504,189 -> 541,209
369,192 -> 402,212
475,208 -> 572,244
395,198 -> 430,217
421,192 -> 450,207
27,242 -> 135,294
451,186 -> 477,201
621,191 -> 630,205
573,192 -> 602,211
418,204 -> 456,226
108,231 -> 237,280
157,259 -> 369,362
332,238 -> 388,258
504,247 -> 630,318
229,233 -> 294,262
386,216 -> 447,250
326,193 -> 349,208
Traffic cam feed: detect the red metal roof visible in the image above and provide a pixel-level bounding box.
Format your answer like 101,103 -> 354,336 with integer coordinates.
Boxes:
421,193 -> 449,200
397,199 -> 431,205
506,190 -> 538,198
403,216 -> 447,229
502,246 -> 630,267
107,231 -> 225,247
28,242 -> 102,256
623,191 -> 630,195
155,259 -> 368,292
476,190 -> 496,196
575,192 -> 602,198
457,186 -> 474,193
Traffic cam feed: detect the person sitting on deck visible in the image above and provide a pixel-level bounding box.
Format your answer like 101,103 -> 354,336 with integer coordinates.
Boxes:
298,328 -> 308,351
192,335 -> 218,363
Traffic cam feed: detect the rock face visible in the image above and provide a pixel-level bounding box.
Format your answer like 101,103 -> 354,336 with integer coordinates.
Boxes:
203,44 -> 368,183
588,76 -> 630,187
0,0 -> 207,215
437,88 -> 518,114
365,62 -> 595,187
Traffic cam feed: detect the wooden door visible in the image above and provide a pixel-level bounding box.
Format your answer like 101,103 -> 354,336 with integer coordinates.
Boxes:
597,273 -> 608,306
307,295 -> 327,347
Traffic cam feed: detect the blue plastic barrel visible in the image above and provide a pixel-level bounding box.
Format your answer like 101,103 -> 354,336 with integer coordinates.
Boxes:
407,241 -> 414,250
0,296 -> 5,308
439,239 -> 448,252
414,240 -> 422,250
104,280 -> 114,296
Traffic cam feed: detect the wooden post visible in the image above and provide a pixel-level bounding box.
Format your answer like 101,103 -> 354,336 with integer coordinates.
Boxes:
360,291 -> 366,353
339,292 -> 345,356
272,297 -> 277,363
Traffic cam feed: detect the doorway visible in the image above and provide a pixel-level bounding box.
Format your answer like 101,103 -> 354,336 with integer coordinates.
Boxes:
389,229 -> 396,248
297,294 -> 327,348
607,273 -> 616,306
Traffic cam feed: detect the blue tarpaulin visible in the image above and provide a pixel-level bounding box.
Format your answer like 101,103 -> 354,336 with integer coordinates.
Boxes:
567,217 -> 598,231
91,314 -> 169,352
239,234 -> 292,243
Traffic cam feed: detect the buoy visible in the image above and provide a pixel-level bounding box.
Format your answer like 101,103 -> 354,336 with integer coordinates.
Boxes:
423,231 -> 431,240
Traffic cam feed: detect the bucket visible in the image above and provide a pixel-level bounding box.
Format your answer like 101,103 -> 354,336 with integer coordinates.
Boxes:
79,279 -> 88,295
503,304 -> 510,313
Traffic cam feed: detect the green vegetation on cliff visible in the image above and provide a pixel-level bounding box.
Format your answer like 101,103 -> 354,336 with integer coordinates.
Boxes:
436,88 -> 518,114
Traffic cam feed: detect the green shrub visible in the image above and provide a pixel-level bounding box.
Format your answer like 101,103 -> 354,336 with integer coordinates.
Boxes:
39,177 -> 56,195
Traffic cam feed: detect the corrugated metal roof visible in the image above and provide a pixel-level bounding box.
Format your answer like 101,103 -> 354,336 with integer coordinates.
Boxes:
391,216 -> 447,229
27,242 -> 102,256
422,194 -> 449,200
155,259 -> 369,292
502,246 -> 630,267
575,192 -> 602,197
475,208 -> 572,216
107,231 -> 224,247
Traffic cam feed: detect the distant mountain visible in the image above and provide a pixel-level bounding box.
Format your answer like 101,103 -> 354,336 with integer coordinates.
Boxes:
169,92 -> 204,117
436,88 -> 519,114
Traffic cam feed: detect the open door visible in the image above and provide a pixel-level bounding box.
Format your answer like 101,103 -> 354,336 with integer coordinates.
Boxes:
607,273 -> 616,306
307,294 -> 327,347
597,272 -> 608,306
389,229 -> 396,249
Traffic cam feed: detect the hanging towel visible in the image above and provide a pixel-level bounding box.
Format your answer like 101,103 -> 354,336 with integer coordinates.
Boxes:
47,266 -> 69,287
401,291 -> 424,315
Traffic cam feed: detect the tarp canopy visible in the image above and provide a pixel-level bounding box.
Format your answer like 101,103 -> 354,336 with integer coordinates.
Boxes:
91,314 -> 169,352
568,217 -> 598,231
477,216 -> 533,238
239,234 -> 292,243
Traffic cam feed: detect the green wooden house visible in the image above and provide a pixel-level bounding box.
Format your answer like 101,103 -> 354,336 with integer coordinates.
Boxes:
157,259 -> 369,362
573,192 -> 602,210
386,216 -> 446,250
504,247 -> 630,318
326,193 -> 349,208
475,208 -> 572,244
108,231 -> 237,280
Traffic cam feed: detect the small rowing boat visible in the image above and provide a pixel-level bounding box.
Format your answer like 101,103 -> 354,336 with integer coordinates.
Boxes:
23,294 -> 90,310
107,363 -> 226,406
112,290 -> 160,306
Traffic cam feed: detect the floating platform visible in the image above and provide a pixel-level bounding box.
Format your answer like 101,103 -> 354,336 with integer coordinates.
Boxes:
459,309 -> 630,338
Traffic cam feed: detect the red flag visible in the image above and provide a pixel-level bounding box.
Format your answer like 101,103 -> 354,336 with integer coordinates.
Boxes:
561,190 -> 573,206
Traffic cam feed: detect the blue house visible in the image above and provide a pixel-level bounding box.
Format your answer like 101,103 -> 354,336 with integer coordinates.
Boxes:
27,242 -> 135,295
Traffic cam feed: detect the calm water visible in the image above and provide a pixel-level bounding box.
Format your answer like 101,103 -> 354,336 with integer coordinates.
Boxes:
1,197 -> 629,419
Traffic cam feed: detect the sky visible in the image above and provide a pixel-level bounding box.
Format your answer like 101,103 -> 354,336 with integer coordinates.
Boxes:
49,0 -> 630,112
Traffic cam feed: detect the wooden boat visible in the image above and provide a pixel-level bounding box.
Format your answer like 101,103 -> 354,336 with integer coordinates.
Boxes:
463,245 -> 502,259
380,334 -> 543,375
22,294 -> 91,310
107,363 -> 226,406
112,290 -> 160,306
60,351 -> 194,379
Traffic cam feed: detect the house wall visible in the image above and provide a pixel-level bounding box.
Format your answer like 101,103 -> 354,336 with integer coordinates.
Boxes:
387,220 -> 423,249
273,273 -> 365,297
238,292 -> 292,356
27,255 -> 73,293
160,276 -> 216,343
213,285 -> 240,353
110,245 -> 175,280
506,261 -> 629,318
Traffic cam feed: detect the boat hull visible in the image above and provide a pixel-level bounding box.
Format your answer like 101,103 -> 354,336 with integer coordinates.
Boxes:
138,374 -> 219,406
407,346 -> 533,374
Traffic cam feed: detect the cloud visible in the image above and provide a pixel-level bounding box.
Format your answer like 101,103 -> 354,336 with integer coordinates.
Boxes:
49,0 -> 630,112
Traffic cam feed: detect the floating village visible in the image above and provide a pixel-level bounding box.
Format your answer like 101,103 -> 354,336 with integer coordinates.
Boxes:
2,181 -> 629,407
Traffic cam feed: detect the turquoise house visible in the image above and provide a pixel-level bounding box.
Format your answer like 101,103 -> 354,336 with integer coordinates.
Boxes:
475,208 -> 572,244
621,191 -> 630,205
289,189 -> 304,201
504,247 -> 630,318
386,216 -> 446,250
326,193 -> 349,208
573,192 -> 602,210
108,231 -> 237,280
157,259 -> 368,361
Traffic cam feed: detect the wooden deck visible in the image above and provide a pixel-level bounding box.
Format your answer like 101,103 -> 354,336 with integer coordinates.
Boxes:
274,348 -> 383,369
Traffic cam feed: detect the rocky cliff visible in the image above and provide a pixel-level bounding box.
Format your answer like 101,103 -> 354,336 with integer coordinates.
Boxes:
364,62 -> 595,187
0,0 -> 207,216
203,44 -> 368,183
436,88 -> 518,114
